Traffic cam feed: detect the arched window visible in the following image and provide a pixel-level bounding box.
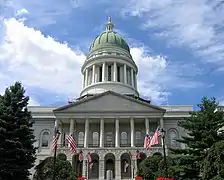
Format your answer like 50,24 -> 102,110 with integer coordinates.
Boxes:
120,132 -> 128,145
78,132 -> 84,146
135,131 -> 143,145
93,132 -> 99,146
168,129 -> 179,147
41,131 -> 50,147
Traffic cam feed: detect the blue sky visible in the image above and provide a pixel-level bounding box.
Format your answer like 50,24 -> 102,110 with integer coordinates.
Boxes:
0,0 -> 224,107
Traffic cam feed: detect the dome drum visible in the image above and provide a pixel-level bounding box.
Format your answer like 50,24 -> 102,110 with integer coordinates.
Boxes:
81,55 -> 138,75
81,17 -> 139,97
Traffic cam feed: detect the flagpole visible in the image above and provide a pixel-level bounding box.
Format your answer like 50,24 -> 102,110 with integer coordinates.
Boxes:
52,144 -> 57,180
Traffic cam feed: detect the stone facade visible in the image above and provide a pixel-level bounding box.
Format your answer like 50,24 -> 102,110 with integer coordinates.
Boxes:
30,91 -> 192,179
29,18 -> 193,180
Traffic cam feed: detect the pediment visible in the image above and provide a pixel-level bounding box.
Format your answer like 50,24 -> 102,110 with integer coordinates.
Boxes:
54,91 -> 166,113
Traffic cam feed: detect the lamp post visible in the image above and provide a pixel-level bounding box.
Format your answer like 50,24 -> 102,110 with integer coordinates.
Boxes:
161,128 -> 168,178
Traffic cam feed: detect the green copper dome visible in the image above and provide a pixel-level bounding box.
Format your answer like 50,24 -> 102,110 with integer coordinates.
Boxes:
89,17 -> 130,53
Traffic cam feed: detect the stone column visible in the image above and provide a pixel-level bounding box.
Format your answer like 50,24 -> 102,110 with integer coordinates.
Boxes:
113,62 -> 117,81
102,62 -> 106,82
123,64 -> 127,84
145,118 -> 149,135
84,118 -> 89,148
85,68 -> 89,86
69,119 -> 74,135
68,119 -> 74,148
115,118 -> 120,147
92,64 -> 95,83
100,118 -> 104,147
130,118 -> 135,147
131,68 -> 134,86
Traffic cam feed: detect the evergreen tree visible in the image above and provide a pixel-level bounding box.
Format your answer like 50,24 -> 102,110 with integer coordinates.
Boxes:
202,140 -> 224,180
170,97 -> 224,179
0,82 -> 36,180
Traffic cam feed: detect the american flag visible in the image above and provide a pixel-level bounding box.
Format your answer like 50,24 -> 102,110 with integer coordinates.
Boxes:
87,152 -> 92,163
87,152 -> 93,170
51,126 -> 61,152
149,127 -> 161,146
144,134 -> 151,150
66,134 -> 77,155
78,151 -> 83,162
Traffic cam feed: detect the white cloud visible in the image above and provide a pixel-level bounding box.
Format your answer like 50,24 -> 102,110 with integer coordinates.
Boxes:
0,18 -> 86,98
130,47 -> 203,104
0,17 -> 203,105
28,97 -> 40,106
117,0 -> 224,69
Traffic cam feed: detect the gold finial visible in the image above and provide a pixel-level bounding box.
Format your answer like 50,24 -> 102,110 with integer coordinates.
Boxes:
106,16 -> 114,31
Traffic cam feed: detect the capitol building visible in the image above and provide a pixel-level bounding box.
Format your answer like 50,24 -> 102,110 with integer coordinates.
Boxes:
30,17 -> 192,180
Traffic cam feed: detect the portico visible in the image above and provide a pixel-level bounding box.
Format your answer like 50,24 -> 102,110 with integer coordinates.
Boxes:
56,116 -> 164,148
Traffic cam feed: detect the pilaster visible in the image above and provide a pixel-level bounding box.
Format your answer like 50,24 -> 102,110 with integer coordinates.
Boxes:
115,158 -> 121,179
99,157 -> 104,180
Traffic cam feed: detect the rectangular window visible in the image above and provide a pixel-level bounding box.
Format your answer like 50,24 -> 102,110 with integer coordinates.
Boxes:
99,66 -> 102,82
117,66 -> 120,82
108,65 -> 112,81
106,132 -> 113,147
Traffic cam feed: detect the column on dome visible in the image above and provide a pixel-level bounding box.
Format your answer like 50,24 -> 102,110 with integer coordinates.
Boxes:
115,118 -> 119,147
102,62 -> 106,82
123,64 -> 127,84
100,118 -> 104,147
134,71 -> 137,89
130,118 -> 135,147
95,65 -> 100,82
131,69 -> 134,87
113,62 -> 117,82
85,68 -> 89,87
82,74 -> 85,88
84,118 -> 89,148
92,64 -> 95,83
